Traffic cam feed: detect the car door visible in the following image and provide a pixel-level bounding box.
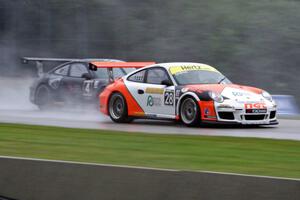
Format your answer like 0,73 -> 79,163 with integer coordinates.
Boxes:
49,64 -> 70,101
126,67 -> 176,118
61,62 -> 91,101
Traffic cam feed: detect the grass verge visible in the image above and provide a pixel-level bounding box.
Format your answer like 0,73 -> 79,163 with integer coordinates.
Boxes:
0,123 -> 299,178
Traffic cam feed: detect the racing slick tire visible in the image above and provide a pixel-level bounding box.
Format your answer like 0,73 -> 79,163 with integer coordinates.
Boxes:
35,85 -> 52,110
108,92 -> 132,123
180,97 -> 201,127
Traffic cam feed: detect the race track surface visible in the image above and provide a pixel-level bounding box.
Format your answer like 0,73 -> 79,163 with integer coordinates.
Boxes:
0,109 -> 299,141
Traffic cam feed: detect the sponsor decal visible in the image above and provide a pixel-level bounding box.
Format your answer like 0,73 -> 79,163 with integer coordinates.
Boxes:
147,95 -> 161,106
169,65 -> 220,74
83,80 -> 93,96
246,109 -> 267,114
145,114 -> 157,118
244,103 -> 266,109
94,80 -> 100,88
147,96 -> 153,106
135,76 -> 144,81
232,91 -> 244,96
145,87 -> 164,94
164,91 -> 174,106
175,89 -> 181,97
204,108 -> 210,115
205,115 -> 217,119
204,108 -> 216,119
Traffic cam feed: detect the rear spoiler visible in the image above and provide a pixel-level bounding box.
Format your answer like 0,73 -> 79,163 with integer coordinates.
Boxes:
21,57 -> 126,77
22,57 -> 85,77
21,57 -> 83,63
89,61 -> 155,82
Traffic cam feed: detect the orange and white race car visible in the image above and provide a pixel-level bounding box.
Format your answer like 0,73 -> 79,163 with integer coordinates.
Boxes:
99,62 -> 278,126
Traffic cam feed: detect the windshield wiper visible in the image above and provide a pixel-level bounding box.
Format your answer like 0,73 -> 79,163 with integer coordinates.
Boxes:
218,76 -> 226,84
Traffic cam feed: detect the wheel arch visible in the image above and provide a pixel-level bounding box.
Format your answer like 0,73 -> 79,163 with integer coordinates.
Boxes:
34,83 -> 51,104
107,91 -> 134,123
108,90 -> 124,104
107,89 -> 131,112
100,79 -> 145,117
176,92 -> 200,116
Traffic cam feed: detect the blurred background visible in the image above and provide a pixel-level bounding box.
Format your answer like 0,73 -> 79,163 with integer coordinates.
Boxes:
0,0 -> 299,105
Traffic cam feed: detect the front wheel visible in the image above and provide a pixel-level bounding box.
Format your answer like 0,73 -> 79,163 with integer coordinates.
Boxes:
108,93 -> 132,123
180,97 -> 201,127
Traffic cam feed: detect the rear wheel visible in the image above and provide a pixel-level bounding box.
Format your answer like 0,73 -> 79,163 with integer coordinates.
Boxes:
35,85 -> 52,110
108,93 -> 132,123
180,97 -> 201,127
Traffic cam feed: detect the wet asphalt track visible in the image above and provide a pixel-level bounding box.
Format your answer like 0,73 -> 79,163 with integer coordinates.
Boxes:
0,78 -> 299,141
0,109 -> 299,141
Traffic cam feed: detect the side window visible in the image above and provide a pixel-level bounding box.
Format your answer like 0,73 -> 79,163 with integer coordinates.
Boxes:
94,68 -> 109,80
113,68 -> 126,79
146,68 -> 170,85
127,69 -> 146,83
54,65 -> 69,76
70,63 -> 89,78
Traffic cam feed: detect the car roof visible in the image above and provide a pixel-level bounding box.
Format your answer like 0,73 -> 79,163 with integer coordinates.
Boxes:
147,62 -> 217,70
125,62 -> 220,78
131,62 -> 219,72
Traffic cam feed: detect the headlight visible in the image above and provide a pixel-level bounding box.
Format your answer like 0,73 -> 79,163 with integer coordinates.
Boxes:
262,91 -> 272,102
209,91 -> 224,103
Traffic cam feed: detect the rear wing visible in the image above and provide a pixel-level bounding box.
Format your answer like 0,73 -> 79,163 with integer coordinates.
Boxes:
22,57 -> 84,63
89,61 -> 155,82
22,57 -> 84,77
21,57 -> 125,77
89,61 -> 155,71
90,61 -> 155,68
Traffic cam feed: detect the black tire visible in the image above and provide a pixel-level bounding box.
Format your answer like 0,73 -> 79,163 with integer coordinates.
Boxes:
108,93 -> 132,123
35,85 -> 52,110
180,97 -> 201,127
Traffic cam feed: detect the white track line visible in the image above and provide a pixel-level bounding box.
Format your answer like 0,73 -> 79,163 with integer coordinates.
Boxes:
0,155 -> 299,181
0,155 -> 177,172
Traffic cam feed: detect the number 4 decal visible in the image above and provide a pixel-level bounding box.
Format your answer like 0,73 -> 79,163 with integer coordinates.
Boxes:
83,80 -> 93,96
164,91 -> 174,106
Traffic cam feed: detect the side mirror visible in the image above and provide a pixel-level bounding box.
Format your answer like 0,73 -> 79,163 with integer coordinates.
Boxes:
161,79 -> 173,86
88,63 -> 97,71
82,73 -> 92,80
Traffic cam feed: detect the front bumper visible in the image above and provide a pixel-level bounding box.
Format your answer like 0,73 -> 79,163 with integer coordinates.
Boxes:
213,102 -> 278,125
202,119 -> 278,126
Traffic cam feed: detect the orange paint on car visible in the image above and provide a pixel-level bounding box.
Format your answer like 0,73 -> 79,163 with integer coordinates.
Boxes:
199,100 -> 217,121
99,79 -> 144,117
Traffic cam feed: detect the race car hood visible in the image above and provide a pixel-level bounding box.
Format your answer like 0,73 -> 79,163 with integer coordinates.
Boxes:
185,84 -> 264,101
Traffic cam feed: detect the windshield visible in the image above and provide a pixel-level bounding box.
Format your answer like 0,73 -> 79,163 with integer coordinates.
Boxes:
94,68 -> 136,80
170,67 -> 231,85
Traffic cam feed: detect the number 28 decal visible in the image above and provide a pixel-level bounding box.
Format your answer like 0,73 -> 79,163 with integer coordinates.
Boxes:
164,91 -> 174,106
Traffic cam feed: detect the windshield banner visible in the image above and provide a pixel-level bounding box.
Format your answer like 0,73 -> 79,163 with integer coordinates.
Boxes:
169,65 -> 220,74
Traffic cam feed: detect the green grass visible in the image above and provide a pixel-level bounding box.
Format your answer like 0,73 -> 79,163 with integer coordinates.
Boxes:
0,123 -> 299,179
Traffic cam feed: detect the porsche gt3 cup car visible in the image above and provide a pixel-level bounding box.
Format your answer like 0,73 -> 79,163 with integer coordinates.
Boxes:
99,62 -> 278,126
23,57 -> 154,109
